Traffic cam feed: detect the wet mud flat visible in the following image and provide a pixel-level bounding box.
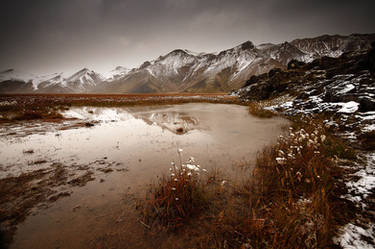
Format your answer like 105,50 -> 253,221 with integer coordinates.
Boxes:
0,103 -> 288,249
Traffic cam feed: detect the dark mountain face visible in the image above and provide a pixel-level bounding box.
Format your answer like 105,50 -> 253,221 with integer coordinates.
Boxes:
0,80 -> 34,93
1,33 -> 375,94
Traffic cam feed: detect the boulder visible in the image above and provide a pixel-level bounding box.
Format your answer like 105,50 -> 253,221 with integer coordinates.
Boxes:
268,68 -> 283,78
359,96 -> 375,112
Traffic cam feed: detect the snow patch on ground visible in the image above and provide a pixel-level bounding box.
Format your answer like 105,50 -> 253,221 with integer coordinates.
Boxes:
62,107 -> 133,121
333,223 -> 375,249
338,83 -> 355,94
336,152 -> 375,248
345,153 -> 375,205
338,101 -> 360,114
364,124 -> 375,132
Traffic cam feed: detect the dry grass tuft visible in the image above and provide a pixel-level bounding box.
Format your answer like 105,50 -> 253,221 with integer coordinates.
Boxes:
141,150 -> 210,231
140,116 -> 356,248
202,117 -> 356,248
138,110 -> 356,248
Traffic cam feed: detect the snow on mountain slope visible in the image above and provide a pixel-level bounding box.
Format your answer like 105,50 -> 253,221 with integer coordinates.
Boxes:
0,69 -> 62,89
102,34 -> 375,93
0,68 -> 106,93
1,33 -> 374,93
32,68 -> 104,92
103,66 -> 130,81
205,41 -> 257,75
66,68 -> 104,88
145,49 -> 200,79
37,73 -> 67,88
290,34 -> 375,62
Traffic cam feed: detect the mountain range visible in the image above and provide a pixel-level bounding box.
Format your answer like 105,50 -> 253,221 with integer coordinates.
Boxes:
1,33 -> 374,93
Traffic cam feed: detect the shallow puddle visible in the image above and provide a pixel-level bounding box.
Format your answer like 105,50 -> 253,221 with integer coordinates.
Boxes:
0,103 -> 289,249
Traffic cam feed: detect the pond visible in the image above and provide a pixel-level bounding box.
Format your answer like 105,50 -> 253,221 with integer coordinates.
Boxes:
0,103 -> 288,249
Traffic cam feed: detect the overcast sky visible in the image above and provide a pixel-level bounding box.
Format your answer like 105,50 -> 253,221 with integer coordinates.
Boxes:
1,0 -> 374,75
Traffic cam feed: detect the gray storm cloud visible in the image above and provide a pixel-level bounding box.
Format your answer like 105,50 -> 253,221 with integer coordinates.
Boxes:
0,0 -> 374,75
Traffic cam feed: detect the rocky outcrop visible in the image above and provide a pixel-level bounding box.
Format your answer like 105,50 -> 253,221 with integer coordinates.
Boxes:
232,48 -> 375,143
234,49 -> 374,103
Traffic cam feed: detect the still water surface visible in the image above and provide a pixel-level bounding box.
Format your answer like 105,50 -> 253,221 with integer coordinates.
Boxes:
0,103 -> 288,249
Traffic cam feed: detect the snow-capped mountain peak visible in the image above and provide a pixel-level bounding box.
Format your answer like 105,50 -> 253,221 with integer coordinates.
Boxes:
103,66 -> 130,81
1,33 -> 374,93
0,69 -> 65,89
66,68 -> 104,87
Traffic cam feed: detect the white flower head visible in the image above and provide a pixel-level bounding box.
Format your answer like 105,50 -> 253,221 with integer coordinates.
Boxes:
186,163 -> 200,171
320,135 -> 326,142
178,148 -> 183,153
276,157 -> 287,165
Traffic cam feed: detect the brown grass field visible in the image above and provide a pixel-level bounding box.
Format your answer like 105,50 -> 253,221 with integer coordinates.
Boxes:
0,93 -> 240,122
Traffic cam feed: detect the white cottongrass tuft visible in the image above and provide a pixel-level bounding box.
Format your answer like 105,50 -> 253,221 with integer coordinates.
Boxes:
320,135 -> 326,142
276,157 -> 287,165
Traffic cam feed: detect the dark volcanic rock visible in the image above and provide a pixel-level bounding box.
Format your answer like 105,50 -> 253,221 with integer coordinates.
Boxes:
359,96 -> 375,112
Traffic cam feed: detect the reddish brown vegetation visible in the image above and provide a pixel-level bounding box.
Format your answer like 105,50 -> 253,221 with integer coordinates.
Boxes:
141,117 -> 356,248
0,93 -> 239,122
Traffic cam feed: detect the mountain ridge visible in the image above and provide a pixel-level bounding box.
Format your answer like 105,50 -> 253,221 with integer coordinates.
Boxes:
1,33 -> 375,93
